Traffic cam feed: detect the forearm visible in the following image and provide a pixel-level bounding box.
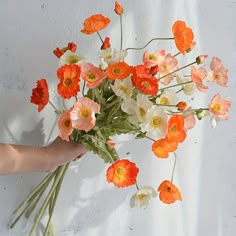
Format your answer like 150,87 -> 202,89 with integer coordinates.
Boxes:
0,143 -> 49,175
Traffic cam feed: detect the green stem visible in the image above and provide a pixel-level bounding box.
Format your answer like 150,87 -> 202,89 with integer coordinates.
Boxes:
44,164 -> 69,235
119,15 -> 123,50
125,37 -> 174,51
97,31 -> 104,43
170,152 -> 177,183
29,164 -> 69,236
49,101 -> 60,114
158,61 -> 196,81
159,80 -> 193,92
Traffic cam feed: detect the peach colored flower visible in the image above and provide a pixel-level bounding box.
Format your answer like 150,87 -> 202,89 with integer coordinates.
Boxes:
143,50 -> 165,68
70,97 -> 100,132
209,93 -> 231,121
183,107 -> 196,130
158,180 -> 182,204
159,54 -> 178,85
207,57 -> 228,87
106,159 -> 139,188
191,66 -> 208,92
81,14 -> 110,35
30,79 -> 49,112
81,62 -> 107,88
58,110 -> 73,141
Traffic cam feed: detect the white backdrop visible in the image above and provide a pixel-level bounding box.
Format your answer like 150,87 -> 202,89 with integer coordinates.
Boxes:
0,0 -> 236,236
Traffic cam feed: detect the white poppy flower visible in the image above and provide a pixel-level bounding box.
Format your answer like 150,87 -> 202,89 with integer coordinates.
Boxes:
59,50 -> 84,66
111,77 -> 133,99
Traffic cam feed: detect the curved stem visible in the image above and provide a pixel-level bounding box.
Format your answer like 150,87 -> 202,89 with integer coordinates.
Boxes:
97,31 -> 104,43
125,37 -> 174,51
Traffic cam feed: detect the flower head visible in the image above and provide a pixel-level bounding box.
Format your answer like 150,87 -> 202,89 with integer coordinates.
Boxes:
70,97 -> 100,132
81,62 -> 107,88
106,61 -> 134,80
106,159 -> 139,188
57,64 -> 81,99
81,14 -> 110,35
172,20 -> 195,54
53,42 -> 77,58
143,50 -> 165,68
59,50 -> 84,67
191,66 -> 208,92
111,77 -> 133,99
30,79 -> 49,112
130,186 -> 157,208
58,110 -> 73,141
207,57 -> 228,87
158,180 -> 182,204
114,1 -> 123,15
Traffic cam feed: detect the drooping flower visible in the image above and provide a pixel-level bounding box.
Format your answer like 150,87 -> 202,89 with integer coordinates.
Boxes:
152,137 -> 178,158
106,61 -> 134,80
166,114 -> 186,143
130,186 -> 157,208
81,62 -> 107,88
159,54 -> 178,85
172,20 -> 195,54
70,97 -> 100,132
191,66 -> 208,92
111,77 -> 133,99
57,110 -> 73,141
143,50 -> 165,68
57,64 -> 81,99
53,42 -> 77,58
30,78 -> 49,112
183,107 -> 196,130
106,159 -> 139,188
59,50 -> 84,67
114,1 -> 123,15
158,180 -> 182,204
207,57 -> 228,87
140,106 -> 168,139
81,14 -> 110,35
209,93 -> 231,127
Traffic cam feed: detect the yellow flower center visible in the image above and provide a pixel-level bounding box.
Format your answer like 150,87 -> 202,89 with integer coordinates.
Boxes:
213,103 -> 221,112
139,107 -> 146,119
69,55 -> 80,64
149,54 -> 156,61
141,81 -> 150,88
137,193 -> 147,200
116,167 -> 124,175
114,68 -> 120,74
64,120 -> 71,127
160,97 -> 169,105
88,73 -> 96,80
214,73 -> 220,81
118,84 -> 129,95
80,108 -> 90,118
151,116 -> 162,128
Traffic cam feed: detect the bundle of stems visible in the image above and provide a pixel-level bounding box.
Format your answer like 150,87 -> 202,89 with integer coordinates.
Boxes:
10,163 -> 70,236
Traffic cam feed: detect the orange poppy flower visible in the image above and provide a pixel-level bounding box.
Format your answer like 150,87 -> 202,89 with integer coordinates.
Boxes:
57,64 -> 81,99
114,1 -> 123,15
158,180 -> 182,204
106,159 -> 139,188
166,114 -> 186,143
152,137 -> 178,158
53,42 -> 77,58
81,14 -> 110,35
172,20 -> 194,54
30,78 -> 49,112
106,61 -> 134,80
131,68 -> 158,96
58,110 -> 73,141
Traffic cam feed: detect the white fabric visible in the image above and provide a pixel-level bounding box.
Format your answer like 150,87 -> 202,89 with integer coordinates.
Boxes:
0,0 -> 235,235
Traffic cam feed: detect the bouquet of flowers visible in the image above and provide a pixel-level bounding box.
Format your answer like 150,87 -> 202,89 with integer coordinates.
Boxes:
10,1 -> 230,235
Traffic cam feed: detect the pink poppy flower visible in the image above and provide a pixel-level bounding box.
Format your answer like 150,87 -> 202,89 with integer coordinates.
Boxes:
159,54 -> 178,85
209,93 -> 231,120
183,107 -> 196,130
81,62 -> 107,88
143,50 -> 165,68
207,57 -> 228,87
70,97 -> 101,132
191,66 -> 208,92
58,110 -> 73,141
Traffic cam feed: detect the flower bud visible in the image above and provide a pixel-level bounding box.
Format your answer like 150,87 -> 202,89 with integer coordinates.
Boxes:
101,37 -> 111,50
177,101 -> 187,111
196,55 -> 208,64
114,1 -> 123,15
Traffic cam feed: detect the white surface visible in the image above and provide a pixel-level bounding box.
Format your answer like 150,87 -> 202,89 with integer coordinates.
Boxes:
0,0 -> 236,235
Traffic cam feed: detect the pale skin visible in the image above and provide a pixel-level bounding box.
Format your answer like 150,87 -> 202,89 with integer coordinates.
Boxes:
0,137 -> 87,175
